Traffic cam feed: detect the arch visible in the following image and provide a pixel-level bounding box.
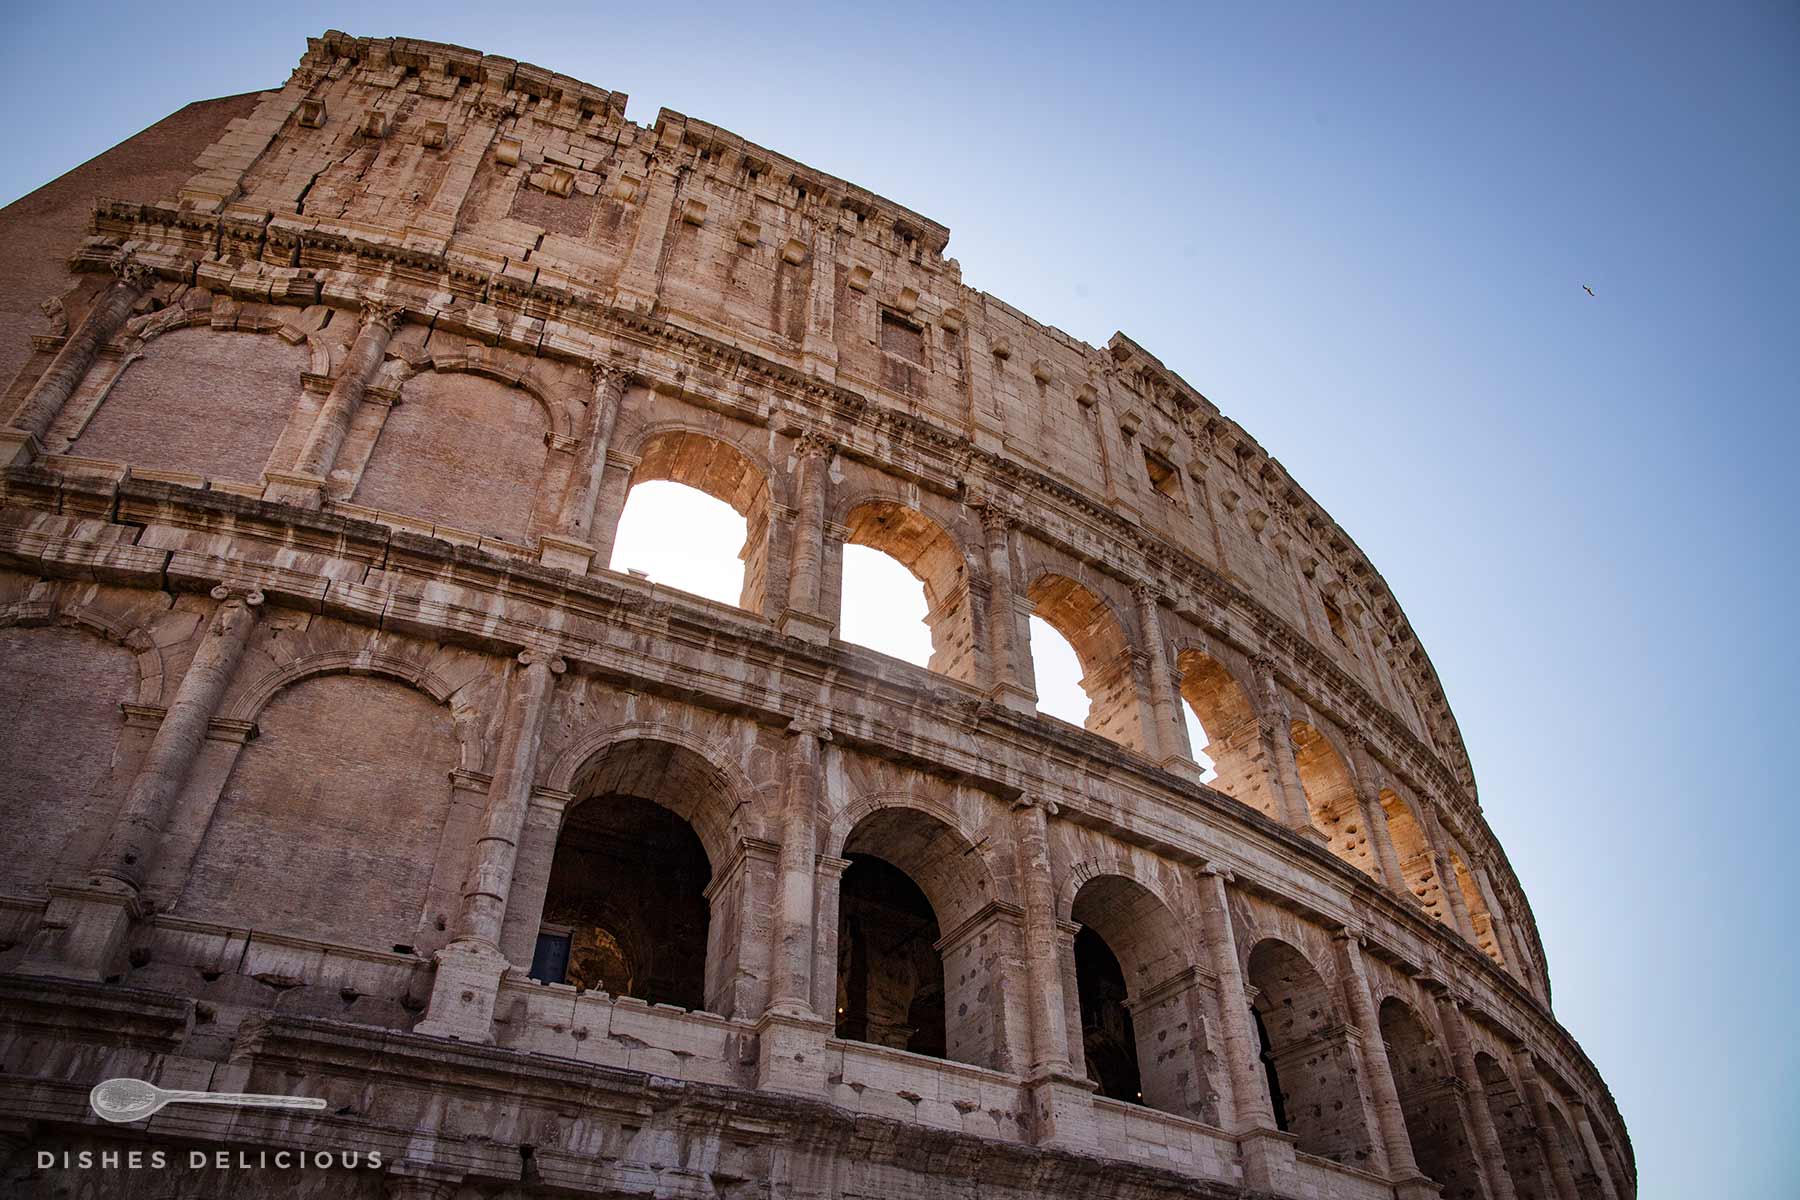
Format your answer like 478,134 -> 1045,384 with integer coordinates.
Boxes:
1244,938 -> 1374,1167
70,326 -> 304,483
1025,571 -> 1148,752
414,354 -> 570,439
543,721 -> 758,842
0,621 -> 139,898
1448,846 -> 1507,966
178,672 -> 462,952
1381,787 -> 1451,926
1475,1051 -> 1557,1199
1289,720 -> 1377,878
220,649 -> 471,762
1542,1102 -> 1597,1194
840,499 -> 978,682
1379,997 -> 1485,1198
541,735 -> 750,1016
0,599 -> 165,706
353,368 -> 554,544
617,426 -> 778,614
835,802 -> 1010,1070
1069,873 -> 1217,1121
1174,648 -> 1278,817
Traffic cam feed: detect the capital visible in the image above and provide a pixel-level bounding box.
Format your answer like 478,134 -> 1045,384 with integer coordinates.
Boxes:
588,359 -> 630,391
209,584 -> 265,607
360,299 -> 406,333
1131,580 -> 1164,608
978,499 -> 1017,535
786,717 -> 832,741
517,650 -> 567,674
1011,793 -> 1058,817
792,429 -> 834,462
112,255 -> 154,290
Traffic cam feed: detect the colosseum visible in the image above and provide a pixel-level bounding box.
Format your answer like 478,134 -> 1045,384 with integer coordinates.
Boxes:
0,29 -> 1630,1200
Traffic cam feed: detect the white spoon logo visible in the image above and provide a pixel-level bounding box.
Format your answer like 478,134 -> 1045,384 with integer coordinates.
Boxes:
88,1077 -> 327,1123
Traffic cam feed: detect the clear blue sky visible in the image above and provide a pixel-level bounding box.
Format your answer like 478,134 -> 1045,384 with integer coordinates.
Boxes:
5,4 -> 1794,1195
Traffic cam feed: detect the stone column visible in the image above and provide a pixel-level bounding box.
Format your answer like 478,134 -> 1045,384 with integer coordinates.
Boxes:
1515,1050 -> 1583,1200
1249,655 -> 1315,833
801,219 -> 839,379
1425,809 -> 1481,942
1571,1102 -> 1623,1200
16,585 -> 262,980
1471,858 -> 1526,971
542,360 -> 628,574
271,301 -> 402,505
1134,583 -> 1196,776
779,431 -> 835,642
980,501 -> 1035,713
1357,771 -> 1407,892
1196,865 -> 1296,1194
417,649 -> 564,1043
2,257 -> 152,464
1012,796 -> 1071,1075
771,720 -> 828,1015
1332,930 -> 1428,1185
1433,989 -> 1517,1200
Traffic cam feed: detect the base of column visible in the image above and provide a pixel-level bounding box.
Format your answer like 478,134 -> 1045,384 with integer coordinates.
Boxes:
801,336 -> 838,382
11,880 -> 140,982
613,284 -> 657,316
262,469 -> 326,509
413,940 -> 509,1044
1295,822 -> 1333,846
778,608 -> 836,645
1159,754 -> 1203,783
0,428 -> 41,469
537,533 -> 596,575
751,1008 -> 833,1096
1022,1071 -> 1100,1153
988,682 -> 1039,716
1237,1126 -> 1301,1194
1393,1174 -> 1445,1200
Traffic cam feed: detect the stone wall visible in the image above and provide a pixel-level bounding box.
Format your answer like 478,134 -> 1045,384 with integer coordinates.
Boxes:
0,29 -> 1628,1200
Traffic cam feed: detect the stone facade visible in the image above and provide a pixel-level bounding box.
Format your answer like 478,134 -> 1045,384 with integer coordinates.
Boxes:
0,30 -> 1631,1200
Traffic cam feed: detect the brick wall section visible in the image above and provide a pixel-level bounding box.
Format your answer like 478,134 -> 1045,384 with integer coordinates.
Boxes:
176,675 -> 459,951
351,371 -> 550,542
0,627 -> 134,897
71,328 -> 303,483
0,93 -> 262,394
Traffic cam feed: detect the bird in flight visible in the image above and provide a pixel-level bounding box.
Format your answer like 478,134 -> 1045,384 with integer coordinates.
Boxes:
1582,284 -> 1595,297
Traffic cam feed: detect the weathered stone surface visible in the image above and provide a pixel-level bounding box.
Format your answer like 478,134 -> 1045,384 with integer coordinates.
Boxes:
0,29 -> 1630,1200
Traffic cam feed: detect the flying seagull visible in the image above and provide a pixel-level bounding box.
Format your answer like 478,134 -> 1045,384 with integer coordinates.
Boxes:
1582,284 -> 1595,297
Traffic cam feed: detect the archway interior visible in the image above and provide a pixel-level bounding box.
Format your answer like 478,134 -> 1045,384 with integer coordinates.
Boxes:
839,806 -> 999,1068
1246,939 -> 1373,1167
610,431 -> 769,611
1028,616 -> 1088,726
1290,720 -> 1377,878
536,739 -> 735,1013
1380,997 -> 1485,1196
534,793 -> 712,1010
1176,650 -> 1269,812
839,502 -> 973,681
1073,925 -> 1141,1104
1381,789 -> 1449,926
1025,574 -> 1145,751
1476,1052 -> 1554,1199
1448,848 -> 1506,966
834,852 -> 946,1059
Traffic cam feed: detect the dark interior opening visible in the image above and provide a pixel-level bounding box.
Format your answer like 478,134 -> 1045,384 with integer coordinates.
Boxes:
1075,924 -> 1143,1104
834,853 -> 946,1058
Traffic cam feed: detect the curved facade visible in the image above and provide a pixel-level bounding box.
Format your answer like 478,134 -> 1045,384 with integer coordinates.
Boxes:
0,31 -> 1630,1200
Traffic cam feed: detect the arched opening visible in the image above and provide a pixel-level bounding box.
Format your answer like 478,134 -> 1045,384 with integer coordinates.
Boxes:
834,853 -> 945,1057
1544,1104 -> 1597,1194
536,739 -> 738,1015
1290,721 -> 1377,878
1381,788 -> 1450,925
1070,874 -> 1217,1121
354,370 -> 550,544
610,431 -> 772,612
835,805 -> 1006,1069
0,625 -> 136,898
1380,997 -> 1485,1198
839,501 -> 976,681
1476,1052 -> 1555,1200
534,795 -> 712,1010
1245,939 -> 1373,1167
1073,927 -> 1140,1103
1026,574 -> 1148,752
1448,848 -> 1507,966
1028,616 -> 1088,726
1176,649 -> 1277,817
